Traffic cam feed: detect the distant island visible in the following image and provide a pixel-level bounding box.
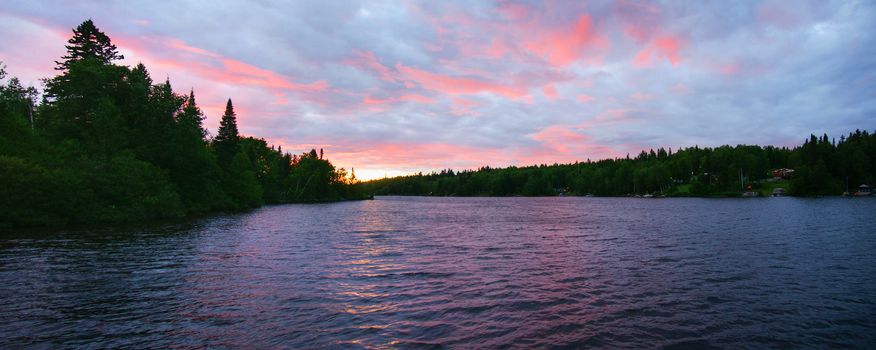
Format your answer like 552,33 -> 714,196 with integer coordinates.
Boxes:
361,130 -> 875,198
0,20 -> 366,228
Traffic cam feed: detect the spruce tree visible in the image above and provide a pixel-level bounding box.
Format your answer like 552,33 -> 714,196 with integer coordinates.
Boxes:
214,98 -> 240,165
169,90 -> 228,212
125,63 -> 153,135
178,90 -> 207,139
44,19 -> 129,146
55,19 -> 124,71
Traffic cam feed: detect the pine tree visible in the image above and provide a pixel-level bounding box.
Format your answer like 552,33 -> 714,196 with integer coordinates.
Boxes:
44,20 -> 129,145
55,19 -> 124,71
214,98 -> 239,165
169,90 -> 228,212
150,77 -> 182,129
177,90 -> 207,139
124,63 -> 152,133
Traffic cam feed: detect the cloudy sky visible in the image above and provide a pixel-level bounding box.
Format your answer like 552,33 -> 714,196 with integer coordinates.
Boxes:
2,1 -> 875,179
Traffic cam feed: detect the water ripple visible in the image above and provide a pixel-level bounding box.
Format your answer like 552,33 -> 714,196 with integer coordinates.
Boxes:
2,197 -> 876,348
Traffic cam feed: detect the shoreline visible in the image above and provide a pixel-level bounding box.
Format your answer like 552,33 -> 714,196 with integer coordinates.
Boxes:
0,196 -> 373,232
3,194 -> 868,232
370,193 -> 870,199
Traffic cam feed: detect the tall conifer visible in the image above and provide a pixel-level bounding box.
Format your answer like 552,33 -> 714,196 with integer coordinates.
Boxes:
178,90 -> 207,139
214,99 -> 239,165
55,19 -> 123,71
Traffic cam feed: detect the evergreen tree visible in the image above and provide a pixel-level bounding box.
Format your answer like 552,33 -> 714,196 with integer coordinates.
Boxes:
55,19 -> 123,71
138,77 -> 183,167
178,90 -> 207,139
169,90 -> 230,212
43,19 -> 130,146
214,99 -> 239,165
125,63 -> 153,134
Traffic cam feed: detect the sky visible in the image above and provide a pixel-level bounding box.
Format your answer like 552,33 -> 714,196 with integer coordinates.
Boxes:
1,1 -> 875,180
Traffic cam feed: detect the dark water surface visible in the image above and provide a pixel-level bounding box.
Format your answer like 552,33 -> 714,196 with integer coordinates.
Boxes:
2,197 -> 875,349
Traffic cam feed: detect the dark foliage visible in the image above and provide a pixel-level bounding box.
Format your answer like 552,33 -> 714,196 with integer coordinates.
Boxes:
55,19 -> 123,71
362,133 -> 876,198
214,99 -> 240,167
0,21 -> 365,228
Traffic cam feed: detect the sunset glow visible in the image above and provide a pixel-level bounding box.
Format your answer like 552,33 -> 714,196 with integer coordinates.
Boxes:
2,1 -> 874,180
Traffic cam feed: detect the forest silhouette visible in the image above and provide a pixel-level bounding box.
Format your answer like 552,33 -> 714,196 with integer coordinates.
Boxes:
362,134 -> 876,198
1,20 -> 365,228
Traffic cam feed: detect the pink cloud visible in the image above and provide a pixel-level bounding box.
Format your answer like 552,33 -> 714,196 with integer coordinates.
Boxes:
531,125 -> 588,153
577,94 -> 594,103
274,93 -> 290,105
575,108 -> 639,130
398,94 -> 435,103
633,36 -> 683,67
720,62 -> 742,75
362,93 -> 435,106
452,97 -> 480,107
363,95 -> 392,105
523,15 -> 608,66
631,92 -> 653,101
98,31 -> 343,138
435,59 -> 493,78
543,84 -> 560,100
757,1 -> 801,29
0,16 -> 69,85
165,38 -> 220,58
624,24 -> 648,44
220,59 -> 328,91
112,34 -> 330,95
614,0 -> 662,40
497,2 -> 531,21
485,38 -> 511,58
396,63 -> 526,99
528,124 -> 619,162
450,96 -> 482,116
346,50 -> 397,82
654,37 -> 681,63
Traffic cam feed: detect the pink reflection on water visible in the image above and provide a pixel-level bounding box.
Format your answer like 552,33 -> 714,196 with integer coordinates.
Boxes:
332,201 -> 406,346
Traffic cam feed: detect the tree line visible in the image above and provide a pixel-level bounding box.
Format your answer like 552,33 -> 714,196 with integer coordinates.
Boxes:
0,20 -> 365,228
361,131 -> 876,197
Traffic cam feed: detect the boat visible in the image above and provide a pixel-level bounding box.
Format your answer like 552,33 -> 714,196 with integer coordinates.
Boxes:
854,184 -> 872,196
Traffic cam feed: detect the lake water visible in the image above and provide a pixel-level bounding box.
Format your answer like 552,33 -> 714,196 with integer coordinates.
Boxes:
1,197 -> 875,349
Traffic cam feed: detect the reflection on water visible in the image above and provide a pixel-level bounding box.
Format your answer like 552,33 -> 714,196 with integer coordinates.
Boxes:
2,197 -> 876,348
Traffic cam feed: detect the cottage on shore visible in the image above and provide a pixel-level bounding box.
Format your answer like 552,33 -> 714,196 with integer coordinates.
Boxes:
771,168 -> 794,180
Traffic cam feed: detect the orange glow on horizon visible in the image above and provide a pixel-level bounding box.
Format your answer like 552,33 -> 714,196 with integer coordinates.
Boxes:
353,168 -> 413,181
